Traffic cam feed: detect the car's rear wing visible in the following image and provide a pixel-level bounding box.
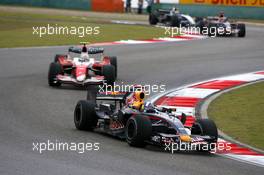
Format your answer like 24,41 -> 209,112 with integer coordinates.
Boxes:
87,84 -> 144,103
68,46 -> 104,54
96,92 -> 128,102
157,9 -> 170,13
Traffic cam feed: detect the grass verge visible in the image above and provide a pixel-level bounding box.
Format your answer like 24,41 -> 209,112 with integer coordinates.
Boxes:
0,9 -> 166,48
208,81 -> 264,150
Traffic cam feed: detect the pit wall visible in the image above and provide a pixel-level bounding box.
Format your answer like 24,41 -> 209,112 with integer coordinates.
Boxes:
153,0 -> 264,19
0,0 -> 91,10
0,0 -> 263,19
0,0 -> 124,12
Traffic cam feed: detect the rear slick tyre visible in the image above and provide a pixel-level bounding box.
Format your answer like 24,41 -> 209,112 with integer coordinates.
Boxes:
74,100 -> 97,131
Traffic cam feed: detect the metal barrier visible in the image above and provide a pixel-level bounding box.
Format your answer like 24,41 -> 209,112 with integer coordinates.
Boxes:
0,0 -> 91,10
152,0 -> 264,19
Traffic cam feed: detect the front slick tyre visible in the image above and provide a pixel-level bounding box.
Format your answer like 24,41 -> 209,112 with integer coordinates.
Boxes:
48,62 -> 62,87
149,14 -> 158,25
237,23 -> 246,37
170,15 -> 180,27
74,100 -> 97,131
193,119 -> 218,152
126,115 -> 152,147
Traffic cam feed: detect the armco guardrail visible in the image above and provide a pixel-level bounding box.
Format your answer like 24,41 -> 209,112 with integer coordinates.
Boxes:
0,0 -> 263,18
0,0 -> 91,10
152,0 -> 264,19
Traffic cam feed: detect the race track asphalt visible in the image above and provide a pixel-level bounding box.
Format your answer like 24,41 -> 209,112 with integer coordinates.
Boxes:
0,25 -> 263,175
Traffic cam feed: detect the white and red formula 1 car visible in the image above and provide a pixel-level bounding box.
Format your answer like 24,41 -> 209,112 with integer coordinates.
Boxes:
48,43 -> 117,87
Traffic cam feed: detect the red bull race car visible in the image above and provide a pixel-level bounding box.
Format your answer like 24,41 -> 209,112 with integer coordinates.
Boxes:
48,43 -> 117,87
74,86 -> 218,152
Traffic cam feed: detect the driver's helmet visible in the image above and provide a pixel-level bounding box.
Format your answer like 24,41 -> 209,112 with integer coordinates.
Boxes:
80,52 -> 89,61
171,7 -> 179,13
131,90 -> 145,111
219,11 -> 224,18
144,102 -> 156,113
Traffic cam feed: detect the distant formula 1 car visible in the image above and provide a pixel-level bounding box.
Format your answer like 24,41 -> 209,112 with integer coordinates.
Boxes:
149,8 -> 195,27
48,43 -> 117,87
74,87 -> 218,151
196,16 -> 246,37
